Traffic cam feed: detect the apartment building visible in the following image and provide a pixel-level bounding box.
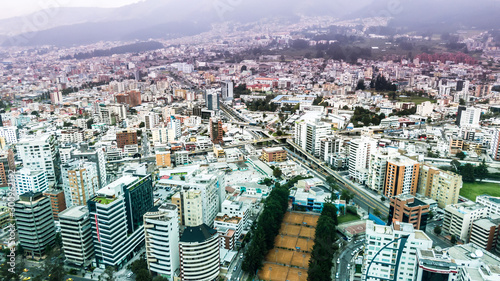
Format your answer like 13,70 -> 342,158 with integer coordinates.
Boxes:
362,220 -> 433,281
367,148 -> 400,194
116,130 -> 138,149
443,202 -> 489,242
59,206 -> 94,266
389,194 -> 430,231
418,164 -> 462,208
383,156 -> 420,197
14,192 -> 57,258
349,137 -> 377,184
469,215 -> 500,253
179,224 -> 220,281
209,117 -> 223,145
143,204 -> 180,279
61,160 -> 99,208
16,168 -> 49,195
214,214 -> 244,250
88,174 -> 153,268
294,118 -> 331,157
155,151 -> 172,168
43,189 -> 67,220
476,195 -> 500,216
17,134 -> 60,185
261,147 -> 287,163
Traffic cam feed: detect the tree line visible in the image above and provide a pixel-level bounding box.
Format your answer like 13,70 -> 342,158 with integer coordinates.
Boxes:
442,159 -> 489,183
307,203 -> 339,281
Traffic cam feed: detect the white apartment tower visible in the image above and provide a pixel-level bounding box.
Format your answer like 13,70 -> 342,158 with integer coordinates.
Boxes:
294,118 -> 331,157
144,204 -> 180,279
61,160 -> 99,208
17,134 -> 60,185
15,168 -> 49,195
349,137 -> 377,184
59,206 -> 94,266
362,220 -> 433,281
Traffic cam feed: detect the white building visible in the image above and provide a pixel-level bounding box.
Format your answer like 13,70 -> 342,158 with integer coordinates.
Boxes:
367,148 -> 400,193
59,206 -> 94,266
179,224 -> 220,281
60,130 -> 84,143
349,137 -> 377,184
443,202 -> 489,242
416,101 -> 434,117
0,126 -> 18,144
476,195 -> 500,216
17,135 -> 60,185
362,220 -> 433,281
457,107 -> 481,128
61,160 -> 99,208
294,117 -> 331,157
144,204 -> 180,279
15,168 -> 49,195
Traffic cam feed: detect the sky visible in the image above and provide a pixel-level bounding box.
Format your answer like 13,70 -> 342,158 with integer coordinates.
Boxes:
0,0 -> 143,19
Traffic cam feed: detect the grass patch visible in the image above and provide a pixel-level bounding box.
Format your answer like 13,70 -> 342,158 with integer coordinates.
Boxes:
460,182 -> 500,201
396,96 -> 436,105
337,213 -> 360,224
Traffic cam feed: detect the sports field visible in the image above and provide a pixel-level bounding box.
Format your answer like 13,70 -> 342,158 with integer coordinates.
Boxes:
460,182 -> 500,201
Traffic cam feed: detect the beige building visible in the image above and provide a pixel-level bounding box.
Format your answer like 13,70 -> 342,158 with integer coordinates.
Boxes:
384,156 -> 420,197
155,151 -> 171,168
418,164 -> 462,208
171,190 -> 203,226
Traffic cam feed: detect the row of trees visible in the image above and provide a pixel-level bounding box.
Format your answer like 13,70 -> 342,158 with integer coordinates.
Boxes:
370,74 -> 398,91
307,203 -> 339,281
444,159 -> 489,183
241,182 -> 290,274
246,95 -> 279,112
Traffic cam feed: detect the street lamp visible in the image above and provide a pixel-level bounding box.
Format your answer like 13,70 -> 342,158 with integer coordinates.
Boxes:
363,235 -> 409,281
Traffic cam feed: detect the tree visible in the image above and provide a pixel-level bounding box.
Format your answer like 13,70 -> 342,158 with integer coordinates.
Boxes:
135,269 -> 152,281
434,225 -> 442,235
373,208 -> 381,217
456,151 -> 466,160
99,267 -> 116,281
450,160 -> 461,173
153,277 -> 169,281
450,235 -> 457,244
241,65 -> 247,72
459,98 -> 466,105
139,122 -> 145,128
475,159 -> 489,182
273,167 -> 282,178
341,190 -> 353,204
31,111 -> 39,117
461,163 -> 476,183
356,79 -> 366,90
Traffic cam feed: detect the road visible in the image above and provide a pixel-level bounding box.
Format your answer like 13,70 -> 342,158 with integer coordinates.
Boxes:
286,139 -> 389,216
425,220 -> 453,249
333,238 -> 364,281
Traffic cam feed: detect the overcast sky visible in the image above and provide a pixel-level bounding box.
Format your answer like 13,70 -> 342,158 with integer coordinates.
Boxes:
0,0 -> 143,19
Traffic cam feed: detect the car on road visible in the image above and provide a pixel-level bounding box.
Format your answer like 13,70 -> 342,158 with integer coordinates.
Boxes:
127,272 -> 133,278
337,258 -> 340,264
336,272 -> 339,279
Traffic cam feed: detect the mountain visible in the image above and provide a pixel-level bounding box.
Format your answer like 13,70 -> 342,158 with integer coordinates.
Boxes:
1,0 -> 499,46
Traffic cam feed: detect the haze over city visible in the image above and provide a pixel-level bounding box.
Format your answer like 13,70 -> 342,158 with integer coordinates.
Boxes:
0,1 -> 500,281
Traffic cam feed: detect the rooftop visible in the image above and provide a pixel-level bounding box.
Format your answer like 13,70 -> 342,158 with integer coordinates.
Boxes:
59,206 -> 88,219
180,223 -> 217,243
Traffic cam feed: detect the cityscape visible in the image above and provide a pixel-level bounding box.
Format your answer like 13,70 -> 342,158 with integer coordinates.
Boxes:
1,1 -> 500,281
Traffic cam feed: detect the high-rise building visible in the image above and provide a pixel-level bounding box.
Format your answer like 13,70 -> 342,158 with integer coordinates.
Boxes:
476,195 -> 500,216
469,215 -> 500,253
0,126 -> 18,144
14,192 -> 57,258
456,106 -> 481,127
443,202 -> 489,242
17,134 -> 60,185
383,156 -> 420,197
59,206 -> 94,267
116,130 -> 138,149
98,103 -> 127,125
389,194 -> 429,231
142,112 -> 160,130
491,128 -> 500,161
362,220 -> 432,281
367,148 -> 400,194
88,174 -> 153,268
143,204 -> 180,279
206,90 -> 220,111
15,168 -> 49,195
50,91 -> 63,104
0,150 -> 15,187
61,160 -> 99,208
348,137 -> 377,184
71,144 -> 107,188
418,164 -> 462,208
43,189 -> 67,220
319,136 -> 341,162
294,118 -> 331,157
209,117 -> 223,145
221,81 -> 234,101
179,224 -> 220,281
172,190 -> 203,226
